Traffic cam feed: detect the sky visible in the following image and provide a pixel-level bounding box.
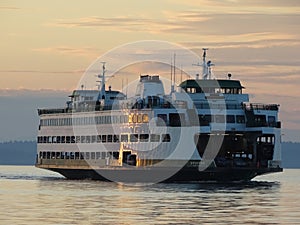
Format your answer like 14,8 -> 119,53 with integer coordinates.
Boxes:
0,0 -> 300,142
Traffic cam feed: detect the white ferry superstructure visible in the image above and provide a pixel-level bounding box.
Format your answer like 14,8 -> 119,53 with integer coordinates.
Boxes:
36,49 -> 283,182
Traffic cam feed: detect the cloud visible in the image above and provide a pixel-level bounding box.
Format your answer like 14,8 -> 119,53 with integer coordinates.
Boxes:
33,46 -> 100,58
47,10 -> 300,43
0,69 -> 84,75
182,37 -> 300,49
0,89 -> 70,97
0,6 -> 20,10
47,13 -> 210,34
168,0 -> 300,14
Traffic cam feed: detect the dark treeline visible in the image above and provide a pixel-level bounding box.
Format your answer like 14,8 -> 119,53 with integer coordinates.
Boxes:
282,142 -> 300,168
0,141 -> 299,167
0,141 -> 37,165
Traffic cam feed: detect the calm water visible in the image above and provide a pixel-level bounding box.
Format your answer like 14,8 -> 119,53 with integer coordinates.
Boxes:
0,166 -> 299,225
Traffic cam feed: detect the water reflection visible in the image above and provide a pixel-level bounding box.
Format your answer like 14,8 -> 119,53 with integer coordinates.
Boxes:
33,179 -> 282,224
1,166 -> 298,225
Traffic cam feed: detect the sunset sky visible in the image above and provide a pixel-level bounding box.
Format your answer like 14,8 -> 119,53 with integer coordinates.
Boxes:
0,0 -> 300,141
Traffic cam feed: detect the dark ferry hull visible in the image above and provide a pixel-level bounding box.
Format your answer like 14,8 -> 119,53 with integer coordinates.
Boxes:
45,166 -> 283,183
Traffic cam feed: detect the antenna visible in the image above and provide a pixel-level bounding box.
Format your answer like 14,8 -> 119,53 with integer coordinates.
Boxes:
180,64 -> 183,84
202,48 -> 208,79
172,53 -> 176,92
96,62 -> 107,100
170,56 -> 173,93
126,78 -> 128,99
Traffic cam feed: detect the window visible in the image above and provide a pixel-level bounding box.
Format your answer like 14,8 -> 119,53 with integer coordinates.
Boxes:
121,134 -> 128,142
86,136 -> 91,143
137,114 -> 142,123
199,115 -> 211,126
130,134 -> 138,142
150,134 -> 160,142
215,115 -> 225,123
162,134 -> 171,142
107,135 -> 112,142
71,136 -> 75,143
97,135 -> 101,143
81,136 -> 86,143
254,115 -> 266,126
268,116 -> 276,127
102,135 -> 107,143
132,115 -> 137,123
236,115 -> 245,123
142,114 -> 149,123
169,113 -> 185,127
128,114 -> 133,123
80,152 -> 84,159
91,152 -> 95,159
85,152 -> 90,160
91,135 -> 96,143
96,152 -> 101,159
157,114 -> 167,126
95,116 -> 100,124
63,152 -> 69,159
61,136 -> 66,143
120,115 -> 128,123
113,135 -> 119,142
140,134 -> 149,142
75,136 -> 80,143
66,136 -> 71,143
226,115 -> 235,123
113,152 -> 119,159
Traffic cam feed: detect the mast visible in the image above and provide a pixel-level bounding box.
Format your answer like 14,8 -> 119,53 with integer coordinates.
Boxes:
97,62 -> 106,100
170,56 -> 173,93
202,48 -> 208,79
192,48 -> 214,80
172,53 -> 176,93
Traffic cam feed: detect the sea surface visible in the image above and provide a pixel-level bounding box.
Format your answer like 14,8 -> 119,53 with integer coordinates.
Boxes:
0,166 -> 299,225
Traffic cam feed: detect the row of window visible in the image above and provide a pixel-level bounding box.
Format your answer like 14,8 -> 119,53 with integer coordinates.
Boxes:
155,114 -> 246,126
185,87 -> 242,94
40,114 -> 150,127
37,133 -> 171,144
40,115 -> 129,127
39,151 -> 119,160
40,113 -> 276,128
198,114 -> 246,125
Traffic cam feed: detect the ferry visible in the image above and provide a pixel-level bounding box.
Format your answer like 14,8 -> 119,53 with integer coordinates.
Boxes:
36,49 -> 283,183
